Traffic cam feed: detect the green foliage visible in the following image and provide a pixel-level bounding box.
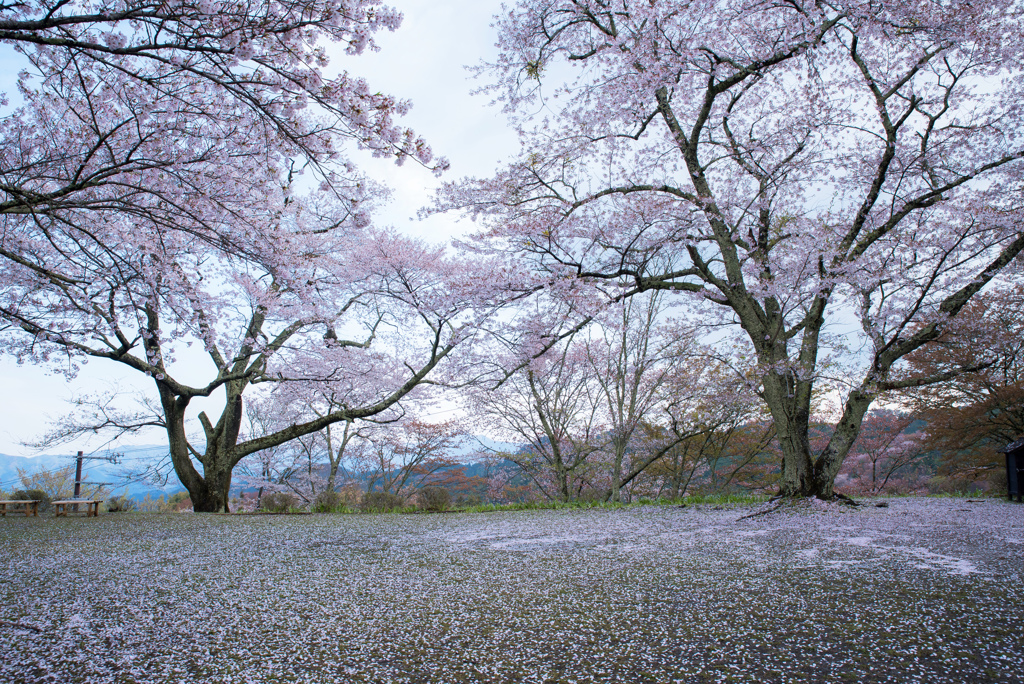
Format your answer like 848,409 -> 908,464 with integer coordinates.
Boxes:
417,486 -> 451,512
454,494 -> 483,508
524,59 -> 544,80
987,469 -> 1008,496
575,488 -> 608,504
158,491 -> 191,512
457,492 -> 770,514
134,493 -> 170,512
260,491 -> 299,513
105,495 -> 136,513
167,491 -> 189,505
360,491 -> 405,513
13,489 -> 51,512
664,492 -> 771,506
926,476 -> 985,497
459,499 -> 621,513
313,490 -> 352,513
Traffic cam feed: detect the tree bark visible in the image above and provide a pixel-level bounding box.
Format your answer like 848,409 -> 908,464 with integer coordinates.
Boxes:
158,378 -> 244,513
608,438 -> 626,503
188,466 -> 233,513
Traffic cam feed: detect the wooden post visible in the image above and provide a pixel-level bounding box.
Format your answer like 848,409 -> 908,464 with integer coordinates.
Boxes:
74,451 -> 83,497
1000,439 -> 1024,502
73,451 -> 83,513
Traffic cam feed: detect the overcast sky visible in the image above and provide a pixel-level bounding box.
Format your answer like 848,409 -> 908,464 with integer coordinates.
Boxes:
0,0 -> 519,456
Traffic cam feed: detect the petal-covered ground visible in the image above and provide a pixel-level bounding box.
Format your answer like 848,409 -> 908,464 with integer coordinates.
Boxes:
1,497 -> 1021,683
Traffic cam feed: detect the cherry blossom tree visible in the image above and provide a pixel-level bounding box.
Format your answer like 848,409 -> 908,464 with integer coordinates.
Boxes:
440,0 -> 1024,499
473,340 -> 604,502
631,353 -> 773,498
583,291 -> 691,502
0,0 -> 449,401
470,288 -> 769,502
0,0 -> 445,217
0,1 -> 499,512
836,410 -> 927,494
0,166 -> 499,512
232,397 -> 363,509
243,387 -> 375,500
355,419 -> 465,497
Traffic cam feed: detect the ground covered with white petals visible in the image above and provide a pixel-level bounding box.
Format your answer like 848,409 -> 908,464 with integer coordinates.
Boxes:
1,497 -> 1022,683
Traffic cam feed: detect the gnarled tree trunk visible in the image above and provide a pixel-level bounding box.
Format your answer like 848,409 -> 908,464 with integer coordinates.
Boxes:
159,379 -> 246,513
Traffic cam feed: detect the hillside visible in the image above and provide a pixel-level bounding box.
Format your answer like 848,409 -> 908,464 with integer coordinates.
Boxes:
0,445 -> 184,500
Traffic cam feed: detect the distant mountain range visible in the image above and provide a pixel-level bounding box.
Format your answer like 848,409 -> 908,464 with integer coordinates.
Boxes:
1,436 -> 519,501
0,445 -> 184,500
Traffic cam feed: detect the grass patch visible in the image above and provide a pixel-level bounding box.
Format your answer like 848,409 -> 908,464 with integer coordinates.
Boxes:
450,492 -> 770,514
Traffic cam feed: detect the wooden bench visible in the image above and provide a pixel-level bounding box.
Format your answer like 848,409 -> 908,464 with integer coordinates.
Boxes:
52,500 -> 102,517
0,500 -> 40,517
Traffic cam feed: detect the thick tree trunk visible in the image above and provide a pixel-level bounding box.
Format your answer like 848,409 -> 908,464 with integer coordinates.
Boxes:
765,380 -> 876,499
556,460 -> 571,502
761,371 -> 817,497
775,427 -> 814,496
158,379 -> 244,513
810,389 -> 875,499
609,439 -> 626,503
189,467 -> 233,513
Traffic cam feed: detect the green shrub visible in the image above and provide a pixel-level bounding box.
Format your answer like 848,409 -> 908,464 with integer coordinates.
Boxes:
105,495 -> 136,513
988,470 -> 1008,496
360,491 -> 405,513
313,490 -> 344,513
157,491 -> 192,513
13,489 -> 51,512
926,476 -> 980,496
167,491 -> 190,505
260,491 -> 299,513
454,494 -> 483,508
418,486 -> 451,512
575,488 -> 606,504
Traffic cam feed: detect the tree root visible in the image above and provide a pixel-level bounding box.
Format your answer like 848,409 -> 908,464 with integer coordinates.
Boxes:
773,490 -> 860,505
0,620 -> 42,633
738,491 -> 860,521
831,491 -> 861,507
737,501 -> 786,520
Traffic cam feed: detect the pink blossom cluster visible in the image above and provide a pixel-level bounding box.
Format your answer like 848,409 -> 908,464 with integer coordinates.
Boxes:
435,0 -> 1024,497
